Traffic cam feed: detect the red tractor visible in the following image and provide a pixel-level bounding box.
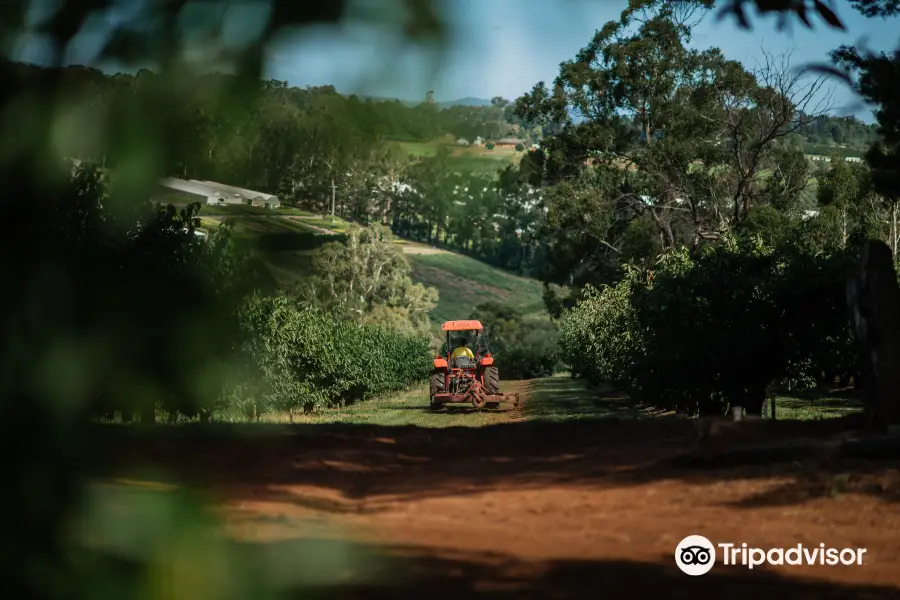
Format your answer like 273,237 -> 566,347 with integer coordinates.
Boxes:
429,320 -> 520,410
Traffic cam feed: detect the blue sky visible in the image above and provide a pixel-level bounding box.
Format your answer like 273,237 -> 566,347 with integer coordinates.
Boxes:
264,0 -> 900,122
10,0 -> 900,122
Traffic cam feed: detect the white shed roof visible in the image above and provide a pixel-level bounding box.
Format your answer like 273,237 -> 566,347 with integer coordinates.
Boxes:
191,180 -> 277,202
160,177 -> 222,198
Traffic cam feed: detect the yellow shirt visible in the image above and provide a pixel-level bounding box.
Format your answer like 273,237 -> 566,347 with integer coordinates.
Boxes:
450,346 -> 474,360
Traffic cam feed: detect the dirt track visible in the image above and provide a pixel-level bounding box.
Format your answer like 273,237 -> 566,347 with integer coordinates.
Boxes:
101,380 -> 900,599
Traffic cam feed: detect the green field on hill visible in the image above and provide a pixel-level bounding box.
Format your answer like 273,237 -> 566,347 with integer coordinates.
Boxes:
195,208 -> 551,332
398,138 -> 527,175
801,143 -> 865,159
405,252 -> 547,325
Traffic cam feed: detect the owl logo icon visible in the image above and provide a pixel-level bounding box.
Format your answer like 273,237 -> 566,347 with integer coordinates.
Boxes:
675,535 -> 716,575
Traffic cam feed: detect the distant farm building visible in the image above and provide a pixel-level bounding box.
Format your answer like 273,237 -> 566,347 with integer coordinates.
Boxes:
156,178 -> 280,208
194,180 -> 280,208
156,178 -> 223,206
806,154 -> 862,164
456,137 -> 470,146
493,137 -> 523,149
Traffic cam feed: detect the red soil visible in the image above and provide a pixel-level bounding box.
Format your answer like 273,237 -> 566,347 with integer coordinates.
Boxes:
104,410 -> 900,598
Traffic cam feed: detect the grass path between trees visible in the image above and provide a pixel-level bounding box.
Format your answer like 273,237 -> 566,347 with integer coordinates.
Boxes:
232,372 -> 863,427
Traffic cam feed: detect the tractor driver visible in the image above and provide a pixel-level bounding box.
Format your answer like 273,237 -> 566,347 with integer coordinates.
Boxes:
450,337 -> 475,362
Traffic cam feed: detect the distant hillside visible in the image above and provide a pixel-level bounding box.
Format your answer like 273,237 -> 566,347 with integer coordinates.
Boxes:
437,97 -> 493,108
394,241 -> 551,331
797,114 -> 879,154
188,206 -> 553,336
354,94 -> 494,109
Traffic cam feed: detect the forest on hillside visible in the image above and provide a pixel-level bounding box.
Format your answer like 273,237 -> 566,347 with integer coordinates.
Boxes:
8,41 -> 882,294
796,114 -> 879,150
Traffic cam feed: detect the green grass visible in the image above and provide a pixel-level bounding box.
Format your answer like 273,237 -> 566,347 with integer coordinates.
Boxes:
520,375 -> 650,422
148,374 -> 865,429
212,375 -> 633,427
768,392 -> 864,421
207,207 -> 555,331
445,155 -> 514,176
296,216 -> 352,233
217,215 -> 322,247
398,139 -> 524,175
198,213 -> 339,287
216,379 -> 532,427
199,204 -> 313,217
199,204 -> 556,334
406,252 -> 548,326
802,143 -> 865,159
399,141 -> 438,157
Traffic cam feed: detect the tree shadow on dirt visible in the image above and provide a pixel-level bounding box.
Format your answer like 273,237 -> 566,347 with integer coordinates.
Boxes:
94,417 -> 900,516
90,376 -> 900,512
248,538 -> 900,600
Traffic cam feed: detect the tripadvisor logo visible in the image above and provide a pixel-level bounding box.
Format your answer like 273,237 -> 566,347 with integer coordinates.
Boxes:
675,535 -> 715,575
675,535 -> 867,574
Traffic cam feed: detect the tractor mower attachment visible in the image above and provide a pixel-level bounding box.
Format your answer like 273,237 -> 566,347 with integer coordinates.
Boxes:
429,320 -> 520,410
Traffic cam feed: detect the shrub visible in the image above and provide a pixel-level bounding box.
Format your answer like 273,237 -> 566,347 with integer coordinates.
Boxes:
471,301 -> 560,380
559,231 -> 862,416
514,143 -> 524,151
558,270 -> 646,389
231,293 -> 432,413
485,142 -> 495,150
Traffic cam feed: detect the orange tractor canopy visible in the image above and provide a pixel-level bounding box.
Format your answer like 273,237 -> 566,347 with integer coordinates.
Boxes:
429,320 -> 520,410
441,319 -> 483,332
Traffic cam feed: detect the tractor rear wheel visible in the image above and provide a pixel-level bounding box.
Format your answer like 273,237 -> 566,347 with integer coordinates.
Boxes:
429,372 -> 445,409
483,366 -> 500,395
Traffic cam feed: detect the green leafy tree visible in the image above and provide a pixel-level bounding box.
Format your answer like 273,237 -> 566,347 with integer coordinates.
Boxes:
817,155 -> 870,247
299,224 -> 438,335
516,0 -> 830,298
865,141 -> 900,255
471,302 -> 560,379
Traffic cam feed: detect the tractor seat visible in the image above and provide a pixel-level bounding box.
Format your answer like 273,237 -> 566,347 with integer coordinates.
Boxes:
454,356 -> 475,369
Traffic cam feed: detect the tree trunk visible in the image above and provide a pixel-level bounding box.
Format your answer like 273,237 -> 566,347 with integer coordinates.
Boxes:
891,202 -> 898,260
648,209 -> 675,249
847,239 -> 900,431
841,207 -> 848,249
331,178 -> 336,218
732,385 -> 766,417
744,386 -> 765,417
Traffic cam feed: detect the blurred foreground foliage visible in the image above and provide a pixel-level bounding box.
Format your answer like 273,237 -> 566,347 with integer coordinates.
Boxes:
0,0 -> 445,598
